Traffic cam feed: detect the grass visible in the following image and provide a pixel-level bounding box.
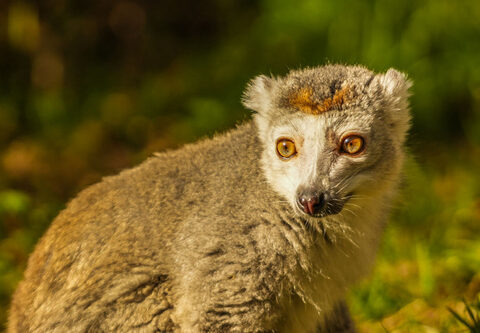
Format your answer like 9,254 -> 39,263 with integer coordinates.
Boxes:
448,298 -> 480,332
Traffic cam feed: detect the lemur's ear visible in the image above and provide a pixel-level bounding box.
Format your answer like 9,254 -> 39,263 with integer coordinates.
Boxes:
371,68 -> 412,142
375,68 -> 412,99
242,75 -> 276,115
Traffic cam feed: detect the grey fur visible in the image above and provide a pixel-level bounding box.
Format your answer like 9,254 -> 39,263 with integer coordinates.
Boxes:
8,64 -> 411,332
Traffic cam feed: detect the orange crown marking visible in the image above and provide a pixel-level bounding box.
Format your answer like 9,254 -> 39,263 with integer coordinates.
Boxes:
289,86 -> 351,115
288,87 -> 316,114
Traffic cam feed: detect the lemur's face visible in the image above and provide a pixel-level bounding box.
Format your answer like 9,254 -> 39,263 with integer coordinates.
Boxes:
243,66 -> 411,219
260,111 -> 400,218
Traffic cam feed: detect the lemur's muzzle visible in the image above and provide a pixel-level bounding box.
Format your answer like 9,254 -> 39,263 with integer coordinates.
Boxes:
297,191 -> 326,216
296,189 -> 345,217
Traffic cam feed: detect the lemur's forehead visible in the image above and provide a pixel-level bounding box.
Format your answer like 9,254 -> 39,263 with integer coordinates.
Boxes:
285,85 -> 353,115
277,65 -> 376,115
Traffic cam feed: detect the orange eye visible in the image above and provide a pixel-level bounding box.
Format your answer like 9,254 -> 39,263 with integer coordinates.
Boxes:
341,135 -> 365,155
276,138 -> 297,159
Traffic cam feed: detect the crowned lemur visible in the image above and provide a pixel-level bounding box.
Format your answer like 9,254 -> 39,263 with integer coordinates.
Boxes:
8,64 -> 412,332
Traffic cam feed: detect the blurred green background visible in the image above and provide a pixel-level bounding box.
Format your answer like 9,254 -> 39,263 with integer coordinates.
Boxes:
0,0 -> 479,331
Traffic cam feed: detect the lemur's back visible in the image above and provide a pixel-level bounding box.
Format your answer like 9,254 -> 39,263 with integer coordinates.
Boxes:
9,123 -> 269,331
9,64 -> 411,332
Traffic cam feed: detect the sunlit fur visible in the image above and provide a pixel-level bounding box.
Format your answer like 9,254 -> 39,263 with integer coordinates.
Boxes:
8,65 -> 411,333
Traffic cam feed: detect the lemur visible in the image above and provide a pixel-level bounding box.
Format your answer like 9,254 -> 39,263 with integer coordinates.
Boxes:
9,64 -> 411,333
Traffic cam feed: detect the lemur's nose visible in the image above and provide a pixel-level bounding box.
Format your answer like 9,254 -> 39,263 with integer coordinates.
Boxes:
297,192 -> 325,215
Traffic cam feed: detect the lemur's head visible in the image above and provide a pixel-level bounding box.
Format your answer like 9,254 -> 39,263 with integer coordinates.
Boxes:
243,65 -> 411,218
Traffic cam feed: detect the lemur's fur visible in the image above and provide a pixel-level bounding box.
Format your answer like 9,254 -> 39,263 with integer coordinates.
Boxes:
9,65 -> 411,332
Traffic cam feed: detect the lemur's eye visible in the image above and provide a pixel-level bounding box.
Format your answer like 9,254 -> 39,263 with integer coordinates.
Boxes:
276,138 -> 297,159
341,135 -> 365,155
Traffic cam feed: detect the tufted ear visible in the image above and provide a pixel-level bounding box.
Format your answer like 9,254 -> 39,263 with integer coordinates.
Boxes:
241,75 -> 276,115
372,68 -> 413,143
377,68 -> 412,97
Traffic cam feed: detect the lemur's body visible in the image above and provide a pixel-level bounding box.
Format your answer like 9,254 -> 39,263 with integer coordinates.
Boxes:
9,65 -> 411,332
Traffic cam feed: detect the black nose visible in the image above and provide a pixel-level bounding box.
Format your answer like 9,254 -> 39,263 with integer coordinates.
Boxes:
297,192 -> 325,216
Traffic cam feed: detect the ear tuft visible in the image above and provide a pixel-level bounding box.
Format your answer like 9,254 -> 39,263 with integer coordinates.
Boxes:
242,75 -> 275,114
378,68 -> 412,97
376,68 -> 413,144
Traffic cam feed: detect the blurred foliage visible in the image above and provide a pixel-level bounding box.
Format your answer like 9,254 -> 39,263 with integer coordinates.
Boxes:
0,0 -> 479,330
